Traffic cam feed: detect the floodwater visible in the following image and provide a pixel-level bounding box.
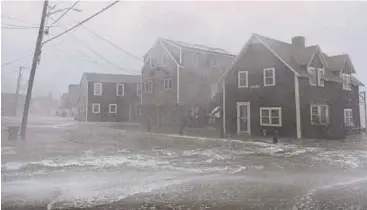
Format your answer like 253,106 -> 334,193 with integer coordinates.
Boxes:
1,117 -> 367,209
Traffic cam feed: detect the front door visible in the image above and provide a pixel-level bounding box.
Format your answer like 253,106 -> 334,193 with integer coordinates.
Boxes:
237,102 -> 250,134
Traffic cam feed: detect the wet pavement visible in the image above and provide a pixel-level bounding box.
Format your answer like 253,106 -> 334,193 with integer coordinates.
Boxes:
1,117 -> 367,209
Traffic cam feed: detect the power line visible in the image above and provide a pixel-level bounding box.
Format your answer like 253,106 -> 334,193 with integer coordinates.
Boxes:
70,33 -> 139,75
42,1 -> 119,45
81,25 -> 143,62
1,54 -> 33,67
1,15 -> 38,26
2,23 -> 39,28
48,1 -> 79,28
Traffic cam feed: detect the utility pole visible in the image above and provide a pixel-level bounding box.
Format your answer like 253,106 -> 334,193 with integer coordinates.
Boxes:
14,66 -> 23,116
20,0 -> 49,140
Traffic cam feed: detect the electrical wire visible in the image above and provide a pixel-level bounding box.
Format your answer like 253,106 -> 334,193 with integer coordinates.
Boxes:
1,54 -> 33,67
48,1 -> 80,28
42,1 -> 119,45
1,15 -> 38,26
81,25 -> 143,62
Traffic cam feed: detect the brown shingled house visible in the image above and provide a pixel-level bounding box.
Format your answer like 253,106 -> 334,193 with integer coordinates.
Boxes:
222,34 -> 363,139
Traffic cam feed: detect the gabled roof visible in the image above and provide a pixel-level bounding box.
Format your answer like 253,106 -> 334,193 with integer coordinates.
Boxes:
82,72 -> 141,83
222,33 -> 359,84
161,38 -> 233,56
324,54 -> 356,74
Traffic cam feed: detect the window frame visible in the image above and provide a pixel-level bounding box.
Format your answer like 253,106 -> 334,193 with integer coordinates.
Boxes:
164,78 -> 173,90
93,83 -> 102,96
237,71 -> 248,88
317,68 -> 325,87
310,104 -> 329,125
342,73 -> 351,91
162,54 -> 168,67
307,67 -> 317,86
260,107 -> 282,127
145,80 -> 153,93
109,104 -> 117,114
116,84 -> 124,96
263,68 -> 276,87
92,103 -> 100,114
194,54 -> 200,67
137,84 -> 141,97
150,57 -> 157,67
344,108 -> 353,127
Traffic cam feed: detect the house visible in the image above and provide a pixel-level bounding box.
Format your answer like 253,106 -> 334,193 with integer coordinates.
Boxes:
1,92 -> 26,116
222,34 -> 363,139
141,38 -> 235,126
60,84 -> 81,117
76,73 -> 141,122
30,93 -> 59,116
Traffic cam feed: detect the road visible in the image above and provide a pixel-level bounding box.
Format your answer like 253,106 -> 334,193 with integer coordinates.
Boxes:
1,117 -> 367,209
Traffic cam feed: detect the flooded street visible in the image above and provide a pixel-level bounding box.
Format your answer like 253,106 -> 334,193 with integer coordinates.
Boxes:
2,117 -> 367,209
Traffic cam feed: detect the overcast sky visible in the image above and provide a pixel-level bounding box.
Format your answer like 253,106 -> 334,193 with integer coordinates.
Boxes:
1,1 -> 367,98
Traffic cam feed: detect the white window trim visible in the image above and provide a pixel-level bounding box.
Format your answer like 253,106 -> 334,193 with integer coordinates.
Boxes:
310,104 -> 329,125
93,83 -> 102,96
145,80 -> 153,93
342,73 -> 351,91
92,103 -> 100,114
260,107 -> 282,127
150,57 -> 157,67
162,54 -> 168,67
344,108 -> 354,127
263,68 -> 276,86
164,78 -> 173,90
137,84 -> 141,97
109,104 -> 117,114
116,84 -> 124,96
194,54 -> 200,67
317,68 -> 325,87
238,71 -> 248,88
307,67 -> 317,86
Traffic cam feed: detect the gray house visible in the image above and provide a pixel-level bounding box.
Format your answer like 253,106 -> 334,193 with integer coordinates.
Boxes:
141,38 -> 234,126
76,73 -> 141,122
222,34 -> 363,139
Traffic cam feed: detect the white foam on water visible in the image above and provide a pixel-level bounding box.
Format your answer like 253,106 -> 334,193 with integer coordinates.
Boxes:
312,150 -> 367,168
230,166 -> 247,173
2,146 -> 17,155
3,162 -> 27,170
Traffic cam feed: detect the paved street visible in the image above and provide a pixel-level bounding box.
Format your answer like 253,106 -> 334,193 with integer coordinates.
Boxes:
2,117 -> 367,209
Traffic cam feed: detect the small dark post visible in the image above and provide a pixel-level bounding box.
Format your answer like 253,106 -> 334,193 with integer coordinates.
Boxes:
273,130 -> 278,144
219,92 -> 224,138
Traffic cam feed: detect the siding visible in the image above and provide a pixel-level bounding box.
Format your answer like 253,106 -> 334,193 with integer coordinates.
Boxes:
87,82 -> 140,122
224,43 -> 297,137
142,42 -> 178,106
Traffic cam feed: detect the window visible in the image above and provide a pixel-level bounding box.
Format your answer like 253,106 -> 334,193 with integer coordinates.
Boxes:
307,67 -> 317,86
116,84 -> 124,96
194,54 -> 200,67
318,68 -> 325,87
310,105 -> 329,125
342,74 -> 351,90
263,68 -> 275,86
150,57 -> 157,67
92,103 -> 100,113
94,83 -> 102,96
344,108 -> 353,127
260,107 -> 282,127
164,78 -> 173,90
109,104 -> 117,114
238,71 -> 248,88
162,54 -> 168,67
137,84 -> 141,97
145,80 -> 153,93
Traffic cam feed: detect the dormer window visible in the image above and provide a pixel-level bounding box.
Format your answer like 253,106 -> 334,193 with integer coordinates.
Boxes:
342,73 -> 351,90
317,69 -> 325,87
150,57 -> 157,67
194,54 -> 200,67
307,67 -> 317,86
162,54 -> 168,67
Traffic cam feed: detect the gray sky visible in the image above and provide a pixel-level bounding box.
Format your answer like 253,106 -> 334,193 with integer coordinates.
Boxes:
2,1 -> 367,98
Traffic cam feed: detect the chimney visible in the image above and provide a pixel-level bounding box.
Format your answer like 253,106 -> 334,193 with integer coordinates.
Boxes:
291,36 -> 305,48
